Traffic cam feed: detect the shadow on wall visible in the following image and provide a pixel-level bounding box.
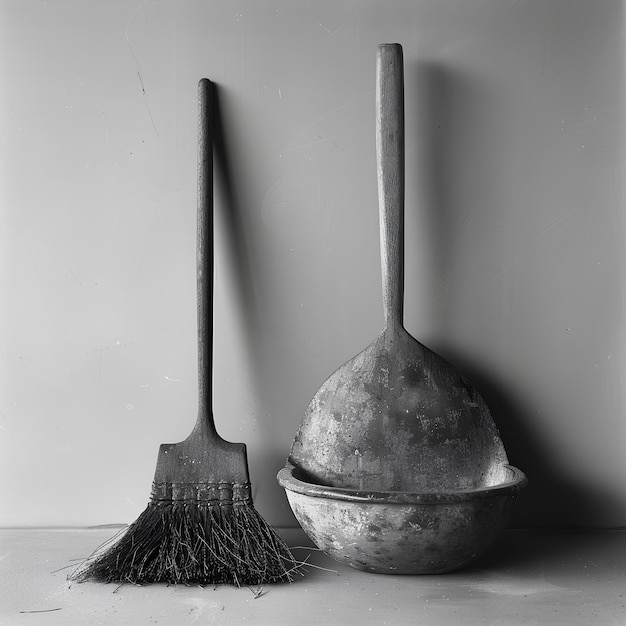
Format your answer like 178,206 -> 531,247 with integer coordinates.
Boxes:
212,84 -> 260,354
409,60 -> 625,529
212,84 -> 299,525
445,350 -> 624,529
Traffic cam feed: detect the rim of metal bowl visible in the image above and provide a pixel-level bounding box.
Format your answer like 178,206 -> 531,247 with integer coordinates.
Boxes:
277,462 -> 528,504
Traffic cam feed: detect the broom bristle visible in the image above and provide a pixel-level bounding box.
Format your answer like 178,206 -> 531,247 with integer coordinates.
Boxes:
71,483 -> 302,585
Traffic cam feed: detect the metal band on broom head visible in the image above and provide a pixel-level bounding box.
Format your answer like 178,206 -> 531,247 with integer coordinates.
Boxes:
71,79 -> 301,586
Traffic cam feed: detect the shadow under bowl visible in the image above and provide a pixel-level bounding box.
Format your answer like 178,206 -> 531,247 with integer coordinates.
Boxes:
278,463 -> 527,574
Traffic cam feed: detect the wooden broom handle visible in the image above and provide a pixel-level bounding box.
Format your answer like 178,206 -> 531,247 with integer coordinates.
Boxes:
196,78 -> 216,433
376,44 -> 405,331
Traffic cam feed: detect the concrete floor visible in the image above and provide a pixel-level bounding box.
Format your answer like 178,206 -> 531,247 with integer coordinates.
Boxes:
1,527 -> 625,625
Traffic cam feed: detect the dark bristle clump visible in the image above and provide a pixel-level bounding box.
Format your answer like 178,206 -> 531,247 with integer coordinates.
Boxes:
70,502 -> 302,586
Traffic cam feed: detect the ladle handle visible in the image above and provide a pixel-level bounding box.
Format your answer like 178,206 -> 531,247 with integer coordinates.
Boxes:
196,77 -> 218,438
376,43 -> 405,331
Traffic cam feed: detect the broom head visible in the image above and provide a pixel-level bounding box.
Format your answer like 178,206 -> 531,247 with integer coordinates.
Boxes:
71,422 -> 301,586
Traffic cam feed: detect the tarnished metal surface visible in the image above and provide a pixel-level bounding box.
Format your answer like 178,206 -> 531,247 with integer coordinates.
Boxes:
290,327 -> 508,493
279,464 -> 527,574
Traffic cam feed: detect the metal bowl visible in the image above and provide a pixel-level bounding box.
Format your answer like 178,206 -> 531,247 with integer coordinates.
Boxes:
278,463 -> 527,574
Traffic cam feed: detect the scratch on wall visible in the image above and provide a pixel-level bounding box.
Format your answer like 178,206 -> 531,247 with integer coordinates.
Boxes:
125,0 -> 160,137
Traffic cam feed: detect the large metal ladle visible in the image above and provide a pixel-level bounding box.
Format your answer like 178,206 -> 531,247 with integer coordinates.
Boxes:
287,44 -> 509,494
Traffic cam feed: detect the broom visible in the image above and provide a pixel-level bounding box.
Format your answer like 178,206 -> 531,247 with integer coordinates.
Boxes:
71,79 -> 300,586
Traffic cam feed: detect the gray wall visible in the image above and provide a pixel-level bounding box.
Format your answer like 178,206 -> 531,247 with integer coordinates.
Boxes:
1,0 -> 625,528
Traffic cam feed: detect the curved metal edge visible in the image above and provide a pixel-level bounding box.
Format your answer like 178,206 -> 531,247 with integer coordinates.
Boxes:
277,463 -> 528,505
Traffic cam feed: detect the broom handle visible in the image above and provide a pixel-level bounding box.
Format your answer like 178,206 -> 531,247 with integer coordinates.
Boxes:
196,78 -> 217,437
376,43 -> 405,332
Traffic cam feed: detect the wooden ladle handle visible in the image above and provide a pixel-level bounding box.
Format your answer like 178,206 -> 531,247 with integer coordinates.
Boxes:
376,43 -> 405,331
